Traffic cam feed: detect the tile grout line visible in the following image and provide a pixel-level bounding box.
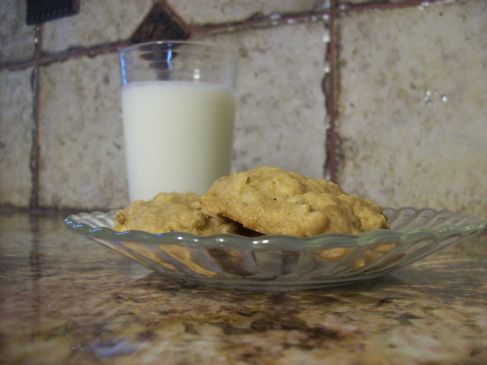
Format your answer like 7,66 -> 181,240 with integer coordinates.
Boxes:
339,0 -> 422,13
190,8 -> 329,37
0,40 -> 130,72
338,0 -> 461,14
29,25 -> 43,209
324,0 -> 339,183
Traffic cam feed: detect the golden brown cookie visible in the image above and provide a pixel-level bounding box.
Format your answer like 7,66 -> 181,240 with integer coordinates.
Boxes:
114,192 -> 238,235
202,166 -> 388,237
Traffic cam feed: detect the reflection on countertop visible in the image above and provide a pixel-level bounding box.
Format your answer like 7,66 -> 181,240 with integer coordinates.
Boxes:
0,211 -> 486,365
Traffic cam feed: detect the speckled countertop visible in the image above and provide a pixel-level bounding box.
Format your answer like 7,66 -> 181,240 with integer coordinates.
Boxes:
1,211 -> 486,365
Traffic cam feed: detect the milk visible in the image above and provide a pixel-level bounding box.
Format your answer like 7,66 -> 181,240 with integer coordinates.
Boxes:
122,81 -> 236,201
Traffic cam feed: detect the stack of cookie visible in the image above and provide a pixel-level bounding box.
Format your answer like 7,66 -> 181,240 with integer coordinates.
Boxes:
115,166 -> 388,237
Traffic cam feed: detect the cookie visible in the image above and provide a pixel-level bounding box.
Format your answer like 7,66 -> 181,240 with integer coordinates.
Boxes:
202,166 -> 388,237
114,192 -> 238,235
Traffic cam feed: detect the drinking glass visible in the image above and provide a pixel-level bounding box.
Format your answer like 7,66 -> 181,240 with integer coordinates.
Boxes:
119,41 -> 238,201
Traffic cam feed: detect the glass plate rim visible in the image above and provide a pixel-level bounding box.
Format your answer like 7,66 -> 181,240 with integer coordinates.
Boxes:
64,207 -> 486,250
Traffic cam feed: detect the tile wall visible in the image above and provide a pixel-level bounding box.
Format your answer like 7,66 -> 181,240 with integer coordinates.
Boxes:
0,0 -> 486,220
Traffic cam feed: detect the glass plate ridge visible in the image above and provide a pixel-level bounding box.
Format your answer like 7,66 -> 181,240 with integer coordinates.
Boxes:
64,207 -> 486,290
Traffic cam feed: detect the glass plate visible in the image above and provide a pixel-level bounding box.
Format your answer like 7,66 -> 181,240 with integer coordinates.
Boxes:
64,208 -> 485,290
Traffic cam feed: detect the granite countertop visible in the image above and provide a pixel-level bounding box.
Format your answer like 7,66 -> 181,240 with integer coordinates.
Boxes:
0,211 -> 486,365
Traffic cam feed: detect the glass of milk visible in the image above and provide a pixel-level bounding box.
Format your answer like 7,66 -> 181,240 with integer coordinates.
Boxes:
119,41 -> 238,201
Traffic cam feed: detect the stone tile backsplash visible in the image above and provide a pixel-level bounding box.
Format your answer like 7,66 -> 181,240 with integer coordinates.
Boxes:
205,23 -> 327,178
0,0 -> 35,63
0,0 -> 486,219
43,0 -> 153,52
337,0 -> 487,219
39,54 -> 128,209
0,68 -> 34,207
167,0 -> 321,25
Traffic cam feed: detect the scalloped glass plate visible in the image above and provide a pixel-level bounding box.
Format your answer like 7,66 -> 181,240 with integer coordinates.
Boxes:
64,208 -> 485,290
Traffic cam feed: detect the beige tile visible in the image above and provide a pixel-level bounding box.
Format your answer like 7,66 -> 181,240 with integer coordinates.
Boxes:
0,68 -> 33,207
337,1 -> 487,219
39,54 -> 128,209
0,0 -> 35,63
203,23 -> 328,178
168,0 -> 321,25
43,0 -> 153,53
